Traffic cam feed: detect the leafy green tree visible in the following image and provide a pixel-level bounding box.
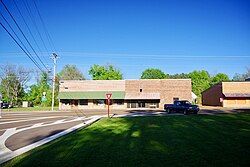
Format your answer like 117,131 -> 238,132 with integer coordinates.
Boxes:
168,73 -> 189,79
89,64 -> 123,80
210,73 -> 229,86
58,64 -> 85,80
141,68 -> 167,79
27,72 -> 54,107
188,70 -> 211,101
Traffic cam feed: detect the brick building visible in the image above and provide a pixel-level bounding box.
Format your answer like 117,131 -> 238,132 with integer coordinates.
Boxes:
58,79 -> 192,110
202,82 -> 250,107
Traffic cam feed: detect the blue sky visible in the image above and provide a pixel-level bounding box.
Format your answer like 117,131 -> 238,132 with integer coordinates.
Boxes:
0,0 -> 250,80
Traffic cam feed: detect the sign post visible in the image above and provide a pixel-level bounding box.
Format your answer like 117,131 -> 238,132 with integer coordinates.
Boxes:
106,93 -> 112,118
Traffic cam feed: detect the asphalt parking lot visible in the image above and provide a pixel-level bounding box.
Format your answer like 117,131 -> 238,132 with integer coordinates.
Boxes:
0,110 -> 117,164
0,110 -> 127,151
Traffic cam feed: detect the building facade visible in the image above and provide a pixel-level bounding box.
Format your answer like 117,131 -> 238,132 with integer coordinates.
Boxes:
58,79 -> 192,110
202,82 -> 250,107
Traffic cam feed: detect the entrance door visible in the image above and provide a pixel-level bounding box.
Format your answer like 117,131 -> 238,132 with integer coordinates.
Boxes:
71,100 -> 78,109
138,101 -> 145,108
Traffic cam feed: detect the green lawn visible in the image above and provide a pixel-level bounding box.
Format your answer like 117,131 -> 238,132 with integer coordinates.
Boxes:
4,113 -> 250,167
2,106 -> 59,112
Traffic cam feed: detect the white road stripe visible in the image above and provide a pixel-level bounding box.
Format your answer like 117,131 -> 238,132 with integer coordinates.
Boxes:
0,116 -> 101,164
0,116 -> 71,125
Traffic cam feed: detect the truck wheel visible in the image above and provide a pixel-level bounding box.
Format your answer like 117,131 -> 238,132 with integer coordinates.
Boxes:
183,110 -> 187,115
167,109 -> 171,114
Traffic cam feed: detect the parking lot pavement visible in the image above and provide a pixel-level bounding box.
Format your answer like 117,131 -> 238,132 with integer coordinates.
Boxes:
0,110 -> 104,164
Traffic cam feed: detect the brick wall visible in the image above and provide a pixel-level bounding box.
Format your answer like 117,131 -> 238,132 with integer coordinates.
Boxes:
59,80 -> 125,92
202,83 -> 223,106
125,79 -> 192,109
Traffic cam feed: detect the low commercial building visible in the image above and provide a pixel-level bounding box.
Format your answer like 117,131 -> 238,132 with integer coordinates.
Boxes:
58,79 -> 192,110
202,82 -> 250,107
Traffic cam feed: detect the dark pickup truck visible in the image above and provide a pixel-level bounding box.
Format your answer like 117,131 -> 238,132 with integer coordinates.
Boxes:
164,100 -> 199,115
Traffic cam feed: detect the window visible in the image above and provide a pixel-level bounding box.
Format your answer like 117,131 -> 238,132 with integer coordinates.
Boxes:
61,99 -> 70,105
64,87 -> 68,89
173,97 -> 179,102
93,100 -> 105,105
113,100 -> 124,105
79,99 -> 88,105
140,89 -> 142,92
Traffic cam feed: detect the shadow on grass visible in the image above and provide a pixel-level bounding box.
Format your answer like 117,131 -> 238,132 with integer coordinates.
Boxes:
4,114 -> 250,167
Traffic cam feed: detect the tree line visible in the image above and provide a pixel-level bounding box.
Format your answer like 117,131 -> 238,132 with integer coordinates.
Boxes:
0,64 -> 249,107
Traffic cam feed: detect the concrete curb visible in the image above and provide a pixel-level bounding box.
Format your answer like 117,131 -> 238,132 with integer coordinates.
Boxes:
0,116 -> 101,165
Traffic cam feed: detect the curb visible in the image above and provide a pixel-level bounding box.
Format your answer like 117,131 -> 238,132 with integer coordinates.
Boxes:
0,116 -> 101,165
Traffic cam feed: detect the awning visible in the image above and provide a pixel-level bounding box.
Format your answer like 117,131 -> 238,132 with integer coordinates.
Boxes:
192,92 -> 197,99
125,93 -> 160,100
58,91 -> 125,99
223,93 -> 250,98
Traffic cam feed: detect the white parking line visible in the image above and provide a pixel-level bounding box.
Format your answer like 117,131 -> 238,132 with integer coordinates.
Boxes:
0,115 -> 101,164
0,116 -> 71,125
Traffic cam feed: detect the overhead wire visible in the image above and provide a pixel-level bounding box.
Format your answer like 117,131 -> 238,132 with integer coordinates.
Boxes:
0,12 -> 34,59
33,0 -> 57,52
22,0 -> 50,55
0,22 -> 44,72
12,0 -> 50,66
0,12 -> 44,72
0,0 -> 49,71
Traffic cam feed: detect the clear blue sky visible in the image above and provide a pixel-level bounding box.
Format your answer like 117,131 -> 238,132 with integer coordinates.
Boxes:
0,0 -> 249,80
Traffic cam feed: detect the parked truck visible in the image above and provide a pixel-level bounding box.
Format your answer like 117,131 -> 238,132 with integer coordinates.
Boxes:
164,100 -> 199,115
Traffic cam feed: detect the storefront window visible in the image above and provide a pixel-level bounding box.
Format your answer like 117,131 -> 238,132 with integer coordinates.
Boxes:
79,99 -> 88,105
93,100 -> 105,105
113,100 -> 124,105
61,99 -> 70,105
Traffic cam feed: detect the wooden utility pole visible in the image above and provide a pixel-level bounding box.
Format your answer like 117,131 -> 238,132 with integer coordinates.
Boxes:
51,53 -> 58,111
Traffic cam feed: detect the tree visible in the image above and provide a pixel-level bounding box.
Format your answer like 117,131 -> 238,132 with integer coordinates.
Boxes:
0,64 -> 31,106
188,70 -> 211,101
210,73 -> 229,86
89,64 -> 123,80
141,68 -> 167,79
27,72 -> 53,107
168,73 -> 189,79
232,67 -> 250,81
59,64 -> 85,80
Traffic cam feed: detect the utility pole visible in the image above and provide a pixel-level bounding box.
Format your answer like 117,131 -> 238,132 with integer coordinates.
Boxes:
51,53 -> 58,111
0,93 -> 2,118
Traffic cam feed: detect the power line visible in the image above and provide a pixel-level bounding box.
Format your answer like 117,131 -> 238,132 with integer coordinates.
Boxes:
1,51 -> 250,58
0,12 -> 45,72
0,0 -> 49,71
0,22 -> 44,72
22,0 -> 50,55
0,12 -> 31,57
12,0 -> 50,66
48,51 -> 250,58
33,0 -> 56,52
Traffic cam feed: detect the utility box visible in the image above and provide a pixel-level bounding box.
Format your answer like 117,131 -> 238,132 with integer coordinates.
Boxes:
22,101 -> 29,108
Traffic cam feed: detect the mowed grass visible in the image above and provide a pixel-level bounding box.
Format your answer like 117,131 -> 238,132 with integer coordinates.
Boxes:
4,113 -> 250,167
